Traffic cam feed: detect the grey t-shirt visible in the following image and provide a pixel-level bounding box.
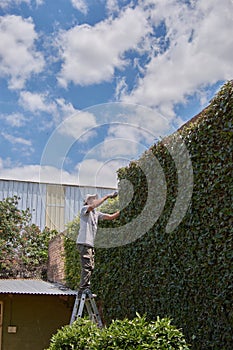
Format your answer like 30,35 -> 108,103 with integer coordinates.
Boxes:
76,205 -> 104,247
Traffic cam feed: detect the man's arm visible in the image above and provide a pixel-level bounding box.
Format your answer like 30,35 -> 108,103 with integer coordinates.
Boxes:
91,195 -> 110,208
86,191 -> 118,212
102,211 -> 120,220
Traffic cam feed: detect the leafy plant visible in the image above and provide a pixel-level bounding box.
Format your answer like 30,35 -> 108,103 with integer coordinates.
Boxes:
63,81 -> 233,349
0,196 -> 57,278
46,315 -> 190,350
64,215 -> 81,289
46,318 -> 99,350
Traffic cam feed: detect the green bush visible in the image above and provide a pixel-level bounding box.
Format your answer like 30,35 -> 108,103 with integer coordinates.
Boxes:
90,81 -> 233,349
63,81 -> 233,349
46,318 -> 98,350
0,196 -> 57,278
46,315 -> 190,350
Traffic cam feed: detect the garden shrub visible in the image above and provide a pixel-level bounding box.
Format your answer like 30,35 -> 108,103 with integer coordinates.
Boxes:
46,315 -> 190,350
63,81 -> 233,349
46,318 -> 98,350
0,196 -> 56,278
91,80 -> 233,349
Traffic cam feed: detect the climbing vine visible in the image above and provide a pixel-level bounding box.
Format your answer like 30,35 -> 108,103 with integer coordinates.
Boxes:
64,81 -> 233,350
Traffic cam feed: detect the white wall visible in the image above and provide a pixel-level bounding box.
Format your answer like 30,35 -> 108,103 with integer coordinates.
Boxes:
0,179 -> 115,232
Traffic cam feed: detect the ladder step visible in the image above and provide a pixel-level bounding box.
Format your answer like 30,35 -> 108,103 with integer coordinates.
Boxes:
70,291 -> 103,328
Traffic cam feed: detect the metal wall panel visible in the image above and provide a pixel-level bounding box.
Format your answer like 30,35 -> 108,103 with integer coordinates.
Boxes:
64,185 -> 114,226
0,179 -> 47,229
0,179 -> 115,232
46,184 -> 65,232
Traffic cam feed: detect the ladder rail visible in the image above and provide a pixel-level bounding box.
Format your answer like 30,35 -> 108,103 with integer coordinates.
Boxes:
70,293 -> 81,325
70,291 -> 103,328
77,294 -> 86,318
88,296 -> 103,328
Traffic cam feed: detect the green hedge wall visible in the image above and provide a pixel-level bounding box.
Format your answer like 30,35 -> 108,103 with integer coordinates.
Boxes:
90,81 -> 233,349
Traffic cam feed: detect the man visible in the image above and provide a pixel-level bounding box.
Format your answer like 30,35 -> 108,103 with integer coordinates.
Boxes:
77,192 -> 119,293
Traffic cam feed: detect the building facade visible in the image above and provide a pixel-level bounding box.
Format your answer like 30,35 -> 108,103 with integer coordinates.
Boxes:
0,179 -> 115,232
0,279 -> 76,350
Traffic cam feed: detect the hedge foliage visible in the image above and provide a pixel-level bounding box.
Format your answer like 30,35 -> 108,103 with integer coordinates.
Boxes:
64,81 -> 232,349
91,81 -> 233,349
47,315 -> 190,350
64,216 -> 81,288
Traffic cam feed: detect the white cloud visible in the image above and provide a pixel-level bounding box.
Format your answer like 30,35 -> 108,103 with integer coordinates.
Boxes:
55,98 -> 77,120
115,77 -> 128,100
0,161 -> 118,187
1,0 -> 232,190
0,164 -> 78,184
39,165 -> 79,184
47,102 -> 175,179
35,0 -> 44,5
19,91 -> 57,114
122,0 -> 233,110
0,0 -> 30,8
0,15 -> 45,89
58,110 -> 97,141
57,6 -> 150,87
83,136 -> 146,165
75,105 -> 172,165
75,158 -> 121,187
1,112 -> 27,127
0,0 -> 44,9
105,129 -> 146,153
19,91 -> 79,128
106,0 -> 120,14
106,104 -> 172,144
71,0 -> 88,14
1,132 -> 32,146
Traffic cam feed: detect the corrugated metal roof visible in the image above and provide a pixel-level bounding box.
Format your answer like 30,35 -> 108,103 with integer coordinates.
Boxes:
0,279 -> 77,296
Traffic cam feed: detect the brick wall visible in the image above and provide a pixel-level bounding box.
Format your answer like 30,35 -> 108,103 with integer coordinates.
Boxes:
47,233 -> 65,283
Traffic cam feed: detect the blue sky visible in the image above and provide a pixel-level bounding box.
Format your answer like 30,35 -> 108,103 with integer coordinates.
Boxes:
0,0 -> 232,188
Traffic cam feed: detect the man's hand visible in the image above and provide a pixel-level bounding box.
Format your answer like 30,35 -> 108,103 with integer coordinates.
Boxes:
108,191 -> 118,199
88,192 -> 118,210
